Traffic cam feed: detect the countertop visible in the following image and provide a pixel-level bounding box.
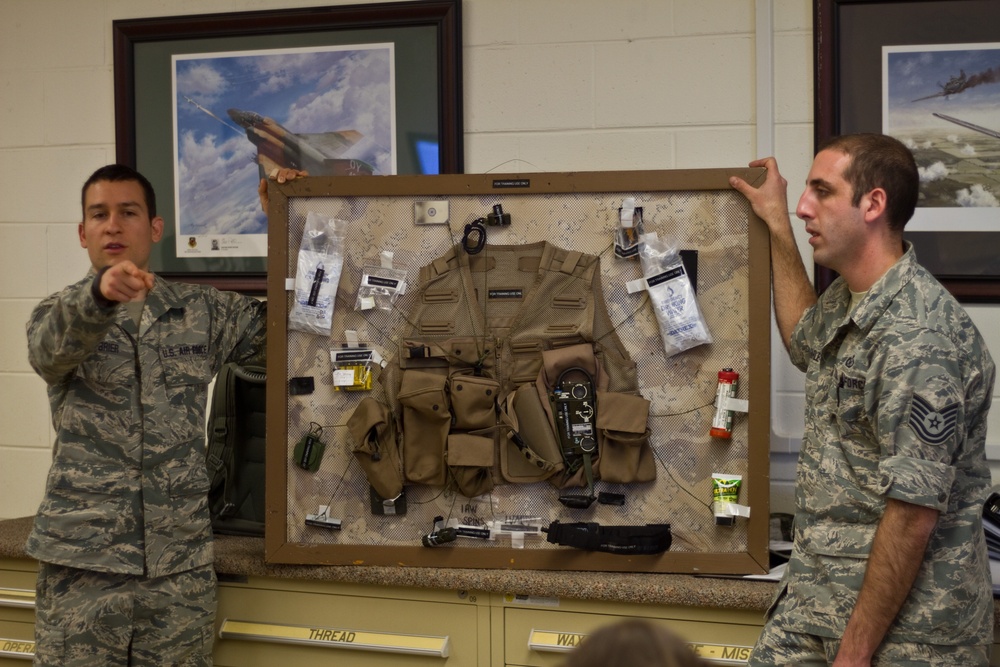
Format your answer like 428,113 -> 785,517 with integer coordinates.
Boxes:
0,516 -> 774,612
7,516 -> 1000,633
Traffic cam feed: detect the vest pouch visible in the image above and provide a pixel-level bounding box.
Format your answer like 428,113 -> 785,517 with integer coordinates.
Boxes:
595,391 -> 655,483
500,383 -> 563,483
446,433 -> 495,497
538,343 -> 600,390
398,369 -> 450,486
347,397 -> 403,499
449,373 -> 499,431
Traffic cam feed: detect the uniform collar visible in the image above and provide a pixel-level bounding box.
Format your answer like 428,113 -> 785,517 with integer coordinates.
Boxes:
848,241 -> 917,333
816,242 -> 916,348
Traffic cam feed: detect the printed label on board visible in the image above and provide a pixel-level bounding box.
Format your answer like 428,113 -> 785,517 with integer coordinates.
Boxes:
493,179 -> 531,188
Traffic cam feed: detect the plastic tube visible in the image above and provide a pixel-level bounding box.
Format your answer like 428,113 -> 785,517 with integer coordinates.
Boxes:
712,473 -> 743,526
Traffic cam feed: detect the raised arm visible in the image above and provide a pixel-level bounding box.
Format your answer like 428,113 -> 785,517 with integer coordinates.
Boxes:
730,158 -> 816,350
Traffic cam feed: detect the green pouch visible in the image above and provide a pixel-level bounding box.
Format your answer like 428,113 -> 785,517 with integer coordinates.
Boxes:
292,428 -> 326,472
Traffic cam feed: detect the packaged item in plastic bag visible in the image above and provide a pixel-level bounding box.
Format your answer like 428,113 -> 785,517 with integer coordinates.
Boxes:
614,197 -> 644,259
289,211 -> 347,336
355,264 -> 407,311
638,234 -> 712,357
331,343 -> 384,392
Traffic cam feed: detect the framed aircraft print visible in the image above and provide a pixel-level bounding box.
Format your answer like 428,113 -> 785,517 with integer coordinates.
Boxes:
814,0 -> 1000,302
113,0 -> 463,293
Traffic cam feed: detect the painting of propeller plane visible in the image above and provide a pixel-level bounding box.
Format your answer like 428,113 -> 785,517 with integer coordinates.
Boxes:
883,42 -> 1000,232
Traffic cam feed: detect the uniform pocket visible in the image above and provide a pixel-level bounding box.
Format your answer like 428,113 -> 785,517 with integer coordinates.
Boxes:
35,463 -> 132,546
33,623 -> 66,664
167,464 -> 212,542
168,464 -> 211,497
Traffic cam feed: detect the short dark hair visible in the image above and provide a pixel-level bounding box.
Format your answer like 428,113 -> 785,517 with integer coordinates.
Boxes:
817,133 -> 919,232
81,164 -> 157,219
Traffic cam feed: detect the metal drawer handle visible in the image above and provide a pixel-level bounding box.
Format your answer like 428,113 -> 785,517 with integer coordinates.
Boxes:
0,637 -> 34,661
528,629 -> 752,664
527,629 -> 584,653
0,587 -> 35,610
218,619 -> 449,657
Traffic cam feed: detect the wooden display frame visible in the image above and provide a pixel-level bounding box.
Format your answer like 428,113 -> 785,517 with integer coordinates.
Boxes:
264,169 -> 771,574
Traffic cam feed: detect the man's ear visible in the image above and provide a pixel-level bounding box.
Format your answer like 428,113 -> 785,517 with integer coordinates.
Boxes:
78,222 -> 87,248
862,188 -> 888,223
151,216 -> 164,243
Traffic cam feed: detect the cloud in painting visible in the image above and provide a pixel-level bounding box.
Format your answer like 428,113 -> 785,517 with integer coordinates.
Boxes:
956,184 -> 999,207
918,161 -> 950,183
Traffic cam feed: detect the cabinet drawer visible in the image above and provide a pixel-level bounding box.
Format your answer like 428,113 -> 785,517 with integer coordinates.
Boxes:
215,584 -> 482,667
0,619 -> 34,664
0,588 -> 34,628
504,607 -> 759,667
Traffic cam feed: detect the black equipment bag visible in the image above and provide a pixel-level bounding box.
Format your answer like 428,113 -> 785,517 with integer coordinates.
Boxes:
206,363 -> 267,536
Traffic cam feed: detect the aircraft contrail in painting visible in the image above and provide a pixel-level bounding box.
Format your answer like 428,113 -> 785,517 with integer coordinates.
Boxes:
932,113 -> 1000,140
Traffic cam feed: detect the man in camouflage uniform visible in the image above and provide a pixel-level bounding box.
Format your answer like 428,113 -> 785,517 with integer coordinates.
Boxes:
731,134 -> 994,666
26,165 -> 266,666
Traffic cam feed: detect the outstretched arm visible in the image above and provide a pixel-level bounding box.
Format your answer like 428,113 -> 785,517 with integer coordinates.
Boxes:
730,158 -> 816,350
98,260 -> 155,303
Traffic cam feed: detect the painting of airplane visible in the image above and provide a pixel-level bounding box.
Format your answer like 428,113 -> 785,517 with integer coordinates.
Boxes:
911,70 -> 971,102
171,43 -> 394,264
226,108 -> 376,177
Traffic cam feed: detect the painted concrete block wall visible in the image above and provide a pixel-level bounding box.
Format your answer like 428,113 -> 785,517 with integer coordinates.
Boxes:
1,0 -> 997,520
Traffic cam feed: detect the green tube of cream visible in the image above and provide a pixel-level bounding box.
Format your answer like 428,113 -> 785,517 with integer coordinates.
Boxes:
712,473 -> 743,526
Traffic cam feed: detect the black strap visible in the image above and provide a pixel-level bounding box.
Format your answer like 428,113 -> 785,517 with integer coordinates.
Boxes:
207,364 -> 238,516
543,521 -> 672,555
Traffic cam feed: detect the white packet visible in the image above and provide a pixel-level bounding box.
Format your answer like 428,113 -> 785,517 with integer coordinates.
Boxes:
639,234 -> 712,357
355,265 -> 407,311
289,211 -> 347,336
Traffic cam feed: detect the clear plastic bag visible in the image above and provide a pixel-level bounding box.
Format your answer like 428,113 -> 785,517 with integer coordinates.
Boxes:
639,234 -> 712,357
355,264 -> 407,311
330,343 -> 384,392
289,211 -> 347,336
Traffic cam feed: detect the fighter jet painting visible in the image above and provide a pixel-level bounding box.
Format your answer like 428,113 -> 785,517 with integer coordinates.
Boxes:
172,44 -> 394,259
225,108 -> 376,178
883,43 -> 1000,228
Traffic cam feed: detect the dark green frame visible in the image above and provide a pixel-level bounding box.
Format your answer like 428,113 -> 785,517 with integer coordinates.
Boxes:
113,0 -> 463,293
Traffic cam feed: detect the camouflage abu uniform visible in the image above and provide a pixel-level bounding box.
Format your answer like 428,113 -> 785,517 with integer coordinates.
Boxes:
26,271 -> 266,664
758,244 -> 994,658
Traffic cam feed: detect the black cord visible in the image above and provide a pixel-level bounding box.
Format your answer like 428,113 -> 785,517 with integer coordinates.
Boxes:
462,218 -> 487,255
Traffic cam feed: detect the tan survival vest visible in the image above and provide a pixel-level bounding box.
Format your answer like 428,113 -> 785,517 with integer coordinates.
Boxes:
347,241 -> 654,499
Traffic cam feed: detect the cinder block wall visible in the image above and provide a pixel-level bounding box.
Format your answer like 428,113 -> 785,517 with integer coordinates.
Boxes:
2,0 -> 996,519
